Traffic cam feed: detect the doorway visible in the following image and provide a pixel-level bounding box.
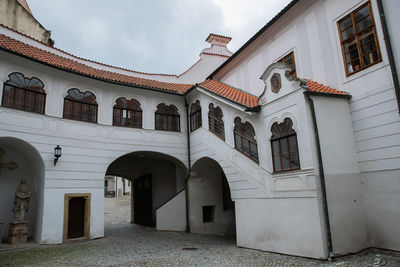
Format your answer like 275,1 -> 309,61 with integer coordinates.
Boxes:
63,193 -> 91,241
134,174 -> 153,226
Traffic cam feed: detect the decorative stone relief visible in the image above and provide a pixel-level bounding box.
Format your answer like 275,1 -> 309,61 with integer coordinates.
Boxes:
270,73 -> 282,94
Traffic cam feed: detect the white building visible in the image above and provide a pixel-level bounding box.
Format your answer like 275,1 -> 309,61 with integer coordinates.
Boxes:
0,0 -> 399,260
104,176 -> 131,197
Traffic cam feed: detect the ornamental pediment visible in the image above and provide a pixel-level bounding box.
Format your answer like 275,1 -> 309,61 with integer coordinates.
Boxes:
259,62 -> 302,105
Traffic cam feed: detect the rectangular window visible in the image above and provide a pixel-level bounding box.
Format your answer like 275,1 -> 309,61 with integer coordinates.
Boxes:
2,85 -> 45,114
234,132 -> 259,163
271,134 -> 300,172
113,107 -> 142,128
63,99 -> 97,123
190,109 -> 202,132
208,115 -> 225,140
338,2 -> 381,76
155,113 -> 180,132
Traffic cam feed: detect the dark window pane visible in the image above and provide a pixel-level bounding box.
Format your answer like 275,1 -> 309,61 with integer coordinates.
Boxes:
341,26 -> 355,40
235,134 -> 242,151
290,152 -> 300,168
339,16 -> 353,32
274,156 -> 281,171
272,140 -> 280,156
355,5 -> 372,32
281,138 -> 289,153
282,151 -> 290,170
14,88 -> 24,109
289,136 -> 297,152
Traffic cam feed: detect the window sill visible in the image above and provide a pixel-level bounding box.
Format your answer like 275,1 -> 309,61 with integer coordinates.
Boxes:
342,61 -> 388,85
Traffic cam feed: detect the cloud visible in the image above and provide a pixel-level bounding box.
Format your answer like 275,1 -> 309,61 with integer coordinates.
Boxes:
27,0 -> 291,74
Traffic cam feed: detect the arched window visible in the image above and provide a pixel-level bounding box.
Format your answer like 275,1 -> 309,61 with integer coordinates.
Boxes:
113,97 -> 142,128
2,72 -> 45,114
233,117 -> 258,162
190,100 -> 202,132
63,88 -> 97,123
208,103 -> 225,139
271,118 -> 300,172
155,103 -> 180,132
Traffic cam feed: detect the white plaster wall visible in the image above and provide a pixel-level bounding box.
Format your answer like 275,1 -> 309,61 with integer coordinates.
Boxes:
156,190 -> 186,232
179,54 -> 229,84
312,96 -> 369,254
235,198 -> 326,259
362,170 -> 400,250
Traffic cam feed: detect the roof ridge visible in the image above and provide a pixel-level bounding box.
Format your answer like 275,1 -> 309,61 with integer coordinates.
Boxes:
202,52 -> 230,58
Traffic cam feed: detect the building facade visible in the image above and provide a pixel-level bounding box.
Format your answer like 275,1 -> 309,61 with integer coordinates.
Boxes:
0,0 -> 399,259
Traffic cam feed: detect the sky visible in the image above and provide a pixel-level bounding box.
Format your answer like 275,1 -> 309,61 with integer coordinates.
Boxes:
28,0 -> 292,75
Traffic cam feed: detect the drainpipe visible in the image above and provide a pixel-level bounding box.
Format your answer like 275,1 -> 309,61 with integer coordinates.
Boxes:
304,92 -> 334,260
184,97 -> 191,232
377,0 -> 400,113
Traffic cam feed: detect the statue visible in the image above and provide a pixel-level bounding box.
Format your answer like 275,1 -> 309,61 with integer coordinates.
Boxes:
12,179 -> 31,222
8,179 -> 31,244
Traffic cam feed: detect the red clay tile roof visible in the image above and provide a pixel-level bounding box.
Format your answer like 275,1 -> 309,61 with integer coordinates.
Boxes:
0,33 -> 259,107
304,79 -> 350,96
198,79 -> 259,108
0,33 -> 192,94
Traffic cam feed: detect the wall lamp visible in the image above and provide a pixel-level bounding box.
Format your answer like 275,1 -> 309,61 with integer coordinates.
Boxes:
54,145 -> 62,166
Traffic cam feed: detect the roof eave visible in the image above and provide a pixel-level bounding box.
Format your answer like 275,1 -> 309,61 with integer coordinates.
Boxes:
303,90 -> 352,99
195,84 -> 259,111
0,47 -> 184,96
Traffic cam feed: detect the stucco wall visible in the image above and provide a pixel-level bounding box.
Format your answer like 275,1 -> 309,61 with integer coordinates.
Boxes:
312,96 -> 369,254
156,190 -> 186,232
235,198 -> 326,259
0,0 -> 51,44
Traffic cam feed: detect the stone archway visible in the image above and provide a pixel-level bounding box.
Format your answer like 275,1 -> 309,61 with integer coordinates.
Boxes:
0,137 -> 45,243
188,157 -> 236,236
105,151 -> 188,231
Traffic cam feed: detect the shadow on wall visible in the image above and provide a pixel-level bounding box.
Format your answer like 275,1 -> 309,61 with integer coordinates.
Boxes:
105,151 -> 188,227
0,137 -> 45,243
188,157 -> 236,237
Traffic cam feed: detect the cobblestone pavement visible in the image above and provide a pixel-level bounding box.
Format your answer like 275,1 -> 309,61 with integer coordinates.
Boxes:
1,195 -> 399,266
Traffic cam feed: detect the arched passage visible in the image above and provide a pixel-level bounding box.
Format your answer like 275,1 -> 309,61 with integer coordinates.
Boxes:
188,157 -> 236,236
0,137 -> 45,243
105,151 -> 188,230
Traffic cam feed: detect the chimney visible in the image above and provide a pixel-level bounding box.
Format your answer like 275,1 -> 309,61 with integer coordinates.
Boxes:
201,33 -> 233,57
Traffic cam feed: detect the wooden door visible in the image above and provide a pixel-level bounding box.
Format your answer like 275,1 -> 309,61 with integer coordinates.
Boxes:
134,174 -> 153,226
68,197 -> 85,238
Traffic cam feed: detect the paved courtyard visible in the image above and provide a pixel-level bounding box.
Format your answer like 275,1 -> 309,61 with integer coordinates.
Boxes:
0,195 -> 399,266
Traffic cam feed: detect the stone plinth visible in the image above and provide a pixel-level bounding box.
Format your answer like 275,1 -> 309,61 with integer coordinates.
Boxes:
8,221 -> 28,244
